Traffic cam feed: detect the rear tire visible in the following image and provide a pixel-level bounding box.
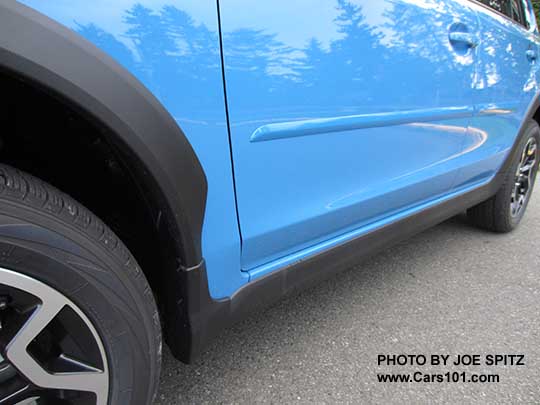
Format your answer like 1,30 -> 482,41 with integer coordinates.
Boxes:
0,164 -> 161,404
467,119 -> 540,233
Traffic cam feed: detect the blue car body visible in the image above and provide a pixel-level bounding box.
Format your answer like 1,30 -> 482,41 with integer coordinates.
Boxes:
16,0 -> 540,300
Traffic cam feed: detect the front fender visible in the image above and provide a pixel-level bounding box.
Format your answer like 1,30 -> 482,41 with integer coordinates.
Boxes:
0,0 -> 207,266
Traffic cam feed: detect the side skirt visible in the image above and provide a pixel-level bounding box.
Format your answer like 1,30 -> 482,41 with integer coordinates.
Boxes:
169,173 -> 501,362
168,97 -> 540,363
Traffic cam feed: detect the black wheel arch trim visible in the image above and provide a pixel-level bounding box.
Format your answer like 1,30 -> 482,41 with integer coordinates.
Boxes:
0,1 -> 207,267
170,94 -> 540,363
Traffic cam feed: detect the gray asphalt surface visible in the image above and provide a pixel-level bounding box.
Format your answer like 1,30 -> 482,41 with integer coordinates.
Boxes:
155,191 -> 540,404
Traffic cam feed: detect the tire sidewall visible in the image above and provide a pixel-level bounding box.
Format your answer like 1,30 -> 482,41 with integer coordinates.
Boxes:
0,204 -> 158,405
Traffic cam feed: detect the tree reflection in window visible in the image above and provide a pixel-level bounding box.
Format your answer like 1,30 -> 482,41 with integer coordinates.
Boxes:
478,0 -> 526,25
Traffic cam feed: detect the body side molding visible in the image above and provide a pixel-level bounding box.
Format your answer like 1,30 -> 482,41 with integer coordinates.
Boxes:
251,106 -> 474,142
0,0 -> 207,267
250,103 -> 521,143
175,94 -> 540,362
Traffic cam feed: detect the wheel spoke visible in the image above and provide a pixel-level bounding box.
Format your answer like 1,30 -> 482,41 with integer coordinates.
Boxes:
6,300 -> 64,365
6,305 -> 108,404
520,163 -> 534,173
18,368 -> 108,403
519,147 -> 528,168
0,269 -> 109,405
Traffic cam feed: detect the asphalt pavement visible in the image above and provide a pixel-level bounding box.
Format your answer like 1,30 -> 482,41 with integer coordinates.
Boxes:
155,191 -> 540,404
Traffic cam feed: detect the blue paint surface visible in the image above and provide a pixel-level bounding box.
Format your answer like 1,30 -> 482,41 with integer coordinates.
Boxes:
20,0 -> 246,298
20,0 -> 540,296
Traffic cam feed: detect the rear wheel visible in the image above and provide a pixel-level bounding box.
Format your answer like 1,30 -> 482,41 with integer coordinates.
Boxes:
0,165 -> 161,404
468,119 -> 540,233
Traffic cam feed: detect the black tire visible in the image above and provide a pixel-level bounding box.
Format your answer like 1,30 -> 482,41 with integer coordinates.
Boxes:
467,119 -> 540,233
0,164 -> 161,404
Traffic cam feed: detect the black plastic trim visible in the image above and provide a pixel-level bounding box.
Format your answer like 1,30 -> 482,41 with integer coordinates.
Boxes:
172,95 -> 540,363
0,1 -> 207,266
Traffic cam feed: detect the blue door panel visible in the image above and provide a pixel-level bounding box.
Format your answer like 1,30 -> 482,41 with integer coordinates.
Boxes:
453,1 -> 540,190
220,0 -> 480,272
235,119 -> 470,271
20,0 -> 247,299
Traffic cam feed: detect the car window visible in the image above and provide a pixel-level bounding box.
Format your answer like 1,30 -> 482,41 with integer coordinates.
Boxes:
477,0 -> 528,27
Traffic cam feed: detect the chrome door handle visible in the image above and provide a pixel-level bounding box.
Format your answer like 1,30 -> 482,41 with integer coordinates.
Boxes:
449,32 -> 478,48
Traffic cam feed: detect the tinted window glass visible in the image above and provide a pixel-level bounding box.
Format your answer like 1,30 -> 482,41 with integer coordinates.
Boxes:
478,0 -> 527,26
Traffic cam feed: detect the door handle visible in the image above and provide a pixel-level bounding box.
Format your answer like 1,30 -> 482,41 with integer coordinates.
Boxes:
526,49 -> 537,62
449,32 -> 478,48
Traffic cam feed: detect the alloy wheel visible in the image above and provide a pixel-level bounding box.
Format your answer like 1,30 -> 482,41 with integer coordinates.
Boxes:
0,267 -> 109,405
511,138 -> 538,218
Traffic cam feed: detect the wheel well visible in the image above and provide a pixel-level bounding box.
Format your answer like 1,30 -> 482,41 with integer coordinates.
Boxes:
0,71 -> 180,316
